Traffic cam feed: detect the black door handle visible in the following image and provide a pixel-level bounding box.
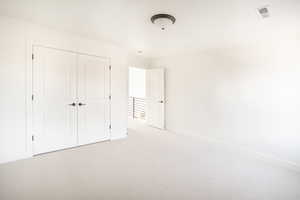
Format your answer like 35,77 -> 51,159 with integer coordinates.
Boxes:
78,102 -> 86,106
68,103 -> 76,106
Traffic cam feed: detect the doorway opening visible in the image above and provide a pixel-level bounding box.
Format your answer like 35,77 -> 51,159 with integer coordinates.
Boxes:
128,67 -> 146,121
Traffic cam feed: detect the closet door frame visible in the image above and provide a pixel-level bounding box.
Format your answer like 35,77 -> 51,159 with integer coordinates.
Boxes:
28,44 -> 111,156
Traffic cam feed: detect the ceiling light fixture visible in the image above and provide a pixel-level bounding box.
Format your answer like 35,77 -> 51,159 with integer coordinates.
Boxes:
151,14 -> 176,30
257,5 -> 270,18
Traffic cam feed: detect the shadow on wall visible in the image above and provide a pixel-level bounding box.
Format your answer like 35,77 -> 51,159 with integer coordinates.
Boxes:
153,43 -> 300,166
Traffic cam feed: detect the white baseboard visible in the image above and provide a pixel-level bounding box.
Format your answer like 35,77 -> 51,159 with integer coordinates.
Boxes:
0,154 -> 32,165
110,134 -> 128,141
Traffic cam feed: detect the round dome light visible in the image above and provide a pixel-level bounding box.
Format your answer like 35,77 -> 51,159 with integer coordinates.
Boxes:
151,14 -> 176,30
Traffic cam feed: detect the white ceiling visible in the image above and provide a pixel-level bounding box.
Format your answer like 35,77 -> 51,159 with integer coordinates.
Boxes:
0,0 -> 300,57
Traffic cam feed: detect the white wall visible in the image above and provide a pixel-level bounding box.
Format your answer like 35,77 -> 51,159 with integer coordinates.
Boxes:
151,42 -> 300,167
0,17 -> 28,163
0,15 -> 137,163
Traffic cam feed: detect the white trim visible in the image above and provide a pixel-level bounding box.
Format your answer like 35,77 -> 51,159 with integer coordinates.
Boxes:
34,138 -> 111,156
110,134 -> 128,141
32,44 -> 111,60
0,154 -> 32,165
25,38 -> 34,159
109,59 -> 112,141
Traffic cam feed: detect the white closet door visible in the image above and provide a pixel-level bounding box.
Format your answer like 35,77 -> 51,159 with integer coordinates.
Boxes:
77,55 -> 110,145
146,68 -> 165,129
33,47 -> 77,154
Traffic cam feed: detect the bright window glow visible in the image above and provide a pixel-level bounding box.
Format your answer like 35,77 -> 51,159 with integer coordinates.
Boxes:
129,67 -> 146,98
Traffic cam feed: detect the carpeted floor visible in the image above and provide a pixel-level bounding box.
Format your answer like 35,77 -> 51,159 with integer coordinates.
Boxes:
0,120 -> 300,200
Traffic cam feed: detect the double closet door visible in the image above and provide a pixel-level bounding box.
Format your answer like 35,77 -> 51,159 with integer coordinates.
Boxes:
32,46 -> 110,155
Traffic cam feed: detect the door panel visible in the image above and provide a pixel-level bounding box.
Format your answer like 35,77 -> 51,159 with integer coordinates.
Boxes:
33,47 -> 77,154
146,68 -> 165,129
77,55 -> 110,145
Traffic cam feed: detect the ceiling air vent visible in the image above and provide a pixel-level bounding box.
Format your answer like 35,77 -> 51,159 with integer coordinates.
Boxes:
258,6 -> 270,18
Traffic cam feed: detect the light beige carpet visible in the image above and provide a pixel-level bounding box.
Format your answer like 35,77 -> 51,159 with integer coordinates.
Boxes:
0,121 -> 300,200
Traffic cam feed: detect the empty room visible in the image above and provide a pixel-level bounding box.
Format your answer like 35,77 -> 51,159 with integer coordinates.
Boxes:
0,0 -> 300,199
